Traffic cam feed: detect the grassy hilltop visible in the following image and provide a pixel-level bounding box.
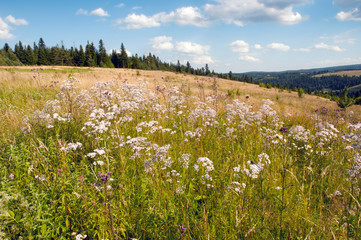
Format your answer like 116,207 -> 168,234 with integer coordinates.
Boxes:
1,66 -> 361,239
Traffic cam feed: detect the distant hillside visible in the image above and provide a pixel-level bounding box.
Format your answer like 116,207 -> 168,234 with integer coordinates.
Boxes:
234,64 -> 361,96
241,64 -> 361,75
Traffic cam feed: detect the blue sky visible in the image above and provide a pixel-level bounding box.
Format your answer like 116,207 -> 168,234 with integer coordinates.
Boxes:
0,0 -> 361,72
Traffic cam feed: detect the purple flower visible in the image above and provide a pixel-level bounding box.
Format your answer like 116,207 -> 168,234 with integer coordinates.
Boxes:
280,127 -> 288,133
9,174 -> 14,180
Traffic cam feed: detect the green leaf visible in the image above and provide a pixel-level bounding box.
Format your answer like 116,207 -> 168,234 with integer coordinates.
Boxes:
8,210 -> 15,218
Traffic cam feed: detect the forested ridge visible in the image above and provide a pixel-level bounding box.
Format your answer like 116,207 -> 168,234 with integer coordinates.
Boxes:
0,38 -> 253,83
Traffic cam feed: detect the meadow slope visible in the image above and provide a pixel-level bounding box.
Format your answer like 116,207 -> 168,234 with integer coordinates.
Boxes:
1,66 -> 361,239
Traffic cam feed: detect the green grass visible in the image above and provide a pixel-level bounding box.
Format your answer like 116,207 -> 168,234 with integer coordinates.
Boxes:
0,77 -> 360,239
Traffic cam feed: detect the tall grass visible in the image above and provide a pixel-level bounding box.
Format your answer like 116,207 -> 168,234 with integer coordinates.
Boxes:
1,74 -> 361,239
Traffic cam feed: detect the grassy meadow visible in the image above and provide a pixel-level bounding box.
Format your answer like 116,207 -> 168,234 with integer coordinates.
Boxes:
1,66 -> 361,239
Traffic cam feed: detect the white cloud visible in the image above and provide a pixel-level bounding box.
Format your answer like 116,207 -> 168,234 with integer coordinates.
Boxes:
204,0 -> 306,26
176,41 -> 210,55
151,36 -> 174,51
293,47 -> 311,52
77,8 -> 109,17
239,55 -> 261,62
267,43 -> 291,51
90,8 -> 110,17
116,3 -> 125,8
192,55 -> 215,64
5,15 -> 28,26
334,0 -> 361,21
314,42 -> 344,51
76,8 -> 88,15
254,44 -> 263,49
0,17 -> 14,39
229,40 -> 249,53
156,6 -> 209,27
117,6 -> 209,29
116,13 -> 160,29
336,8 -> 361,21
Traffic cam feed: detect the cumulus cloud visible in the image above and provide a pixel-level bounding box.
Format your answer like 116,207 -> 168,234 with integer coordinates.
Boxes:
77,8 -> 109,17
0,18 -> 14,39
336,8 -> 361,21
314,42 -> 344,51
151,36 -> 174,50
90,8 -> 110,17
239,55 -> 261,62
116,6 -> 209,29
229,40 -> 250,53
116,13 -> 160,29
334,0 -> 361,21
267,43 -> 291,51
156,6 -> 210,27
176,41 -> 210,55
254,44 -> 263,49
204,0 -> 306,26
5,15 -> 28,26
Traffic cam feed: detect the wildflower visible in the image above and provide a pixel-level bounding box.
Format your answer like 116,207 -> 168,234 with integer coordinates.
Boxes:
8,174 -> 14,180
35,175 -> 46,181
75,234 -> 87,240
280,127 -> 288,133
332,190 -> 342,197
93,160 -> 105,166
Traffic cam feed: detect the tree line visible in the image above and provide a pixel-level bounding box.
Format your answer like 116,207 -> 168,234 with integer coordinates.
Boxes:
0,38 -> 254,83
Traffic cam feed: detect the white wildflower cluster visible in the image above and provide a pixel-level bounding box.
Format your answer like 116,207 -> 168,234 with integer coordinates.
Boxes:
144,144 -> 172,172
346,153 -> 361,182
31,99 -> 61,128
343,123 -> 361,150
259,99 -> 277,118
225,99 -> 261,126
261,127 -> 285,145
288,125 -> 311,142
175,185 -> 186,195
61,142 -> 82,152
194,157 -> 214,188
314,122 -> 339,148
87,148 -> 105,158
243,153 -> 270,179
71,232 -> 87,240
60,76 -> 79,92
188,102 -> 218,127
81,108 -> 113,135
227,181 -> 247,193
53,113 -> 73,122
184,128 -> 203,139
167,86 -> 186,109
166,169 -> 182,183
126,136 -> 150,160
178,153 -> 191,169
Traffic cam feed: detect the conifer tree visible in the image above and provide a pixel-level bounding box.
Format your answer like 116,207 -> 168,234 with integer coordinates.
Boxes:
38,38 -> 50,65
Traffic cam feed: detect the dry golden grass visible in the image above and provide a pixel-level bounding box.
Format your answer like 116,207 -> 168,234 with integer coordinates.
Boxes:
1,65 -> 361,136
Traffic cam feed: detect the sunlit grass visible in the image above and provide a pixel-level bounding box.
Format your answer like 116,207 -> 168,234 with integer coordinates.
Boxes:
1,68 -> 361,239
